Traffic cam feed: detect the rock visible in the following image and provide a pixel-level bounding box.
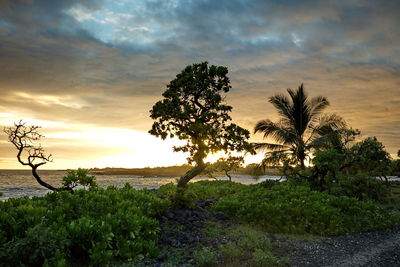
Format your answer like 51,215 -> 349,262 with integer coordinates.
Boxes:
157,252 -> 168,261
165,211 -> 175,219
171,239 -> 181,247
214,211 -> 228,220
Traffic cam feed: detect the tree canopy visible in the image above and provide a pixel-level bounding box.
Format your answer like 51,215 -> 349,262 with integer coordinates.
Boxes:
149,62 -> 253,187
254,84 -> 346,169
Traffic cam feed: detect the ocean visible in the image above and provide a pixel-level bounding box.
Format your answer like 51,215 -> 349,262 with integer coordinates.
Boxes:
0,169 -> 280,200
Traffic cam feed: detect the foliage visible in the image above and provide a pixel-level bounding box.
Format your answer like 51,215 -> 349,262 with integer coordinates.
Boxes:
193,247 -> 217,267
348,137 -> 392,176
0,185 -> 169,266
252,249 -> 283,267
149,62 -> 252,187
155,180 -> 246,206
62,168 -> 97,189
312,127 -> 360,152
391,159 -> 400,177
310,136 -> 393,190
170,187 -> 198,209
201,223 -> 286,266
212,183 -> 400,236
205,156 -> 245,181
254,84 -> 345,169
328,175 -> 391,203
91,164 -> 193,177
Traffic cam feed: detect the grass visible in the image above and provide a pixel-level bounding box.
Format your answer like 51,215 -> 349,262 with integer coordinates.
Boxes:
197,222 -> 290,267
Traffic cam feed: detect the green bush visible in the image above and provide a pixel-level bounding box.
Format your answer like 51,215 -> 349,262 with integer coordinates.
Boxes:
193,247 -> 217,267
212,184 -> 400,236
62,168 -> 97,189
188,180 -> 247,200
0,185 -> 169,266
156,180 -> 246,202
155,180 -> 246,209
252,249 -> 281,267
329,175 -> 391,203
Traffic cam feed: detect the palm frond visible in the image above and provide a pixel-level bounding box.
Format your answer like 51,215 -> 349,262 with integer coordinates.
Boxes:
268,94 -> 293,122
309,96 -> 330,119
317,114 -> 346,130
252,142 -> 289,151
254,119 -> 296,145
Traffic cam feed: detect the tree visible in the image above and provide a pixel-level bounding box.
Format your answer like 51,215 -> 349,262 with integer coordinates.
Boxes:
349,137 -> 392,182
149,62 -> 253,188
312,136 -> 393,188
4,120 -> 73,192
214,156 -> 244,181
203,156 -> 244,181
62,168 -> 97,189
254,84 -> 345,169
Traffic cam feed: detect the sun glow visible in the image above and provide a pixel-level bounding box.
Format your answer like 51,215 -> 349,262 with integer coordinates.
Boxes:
0,115 -> 189,169
0,113 -> 263,169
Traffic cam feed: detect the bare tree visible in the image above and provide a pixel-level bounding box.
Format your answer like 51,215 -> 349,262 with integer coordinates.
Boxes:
4,120 -> 72,192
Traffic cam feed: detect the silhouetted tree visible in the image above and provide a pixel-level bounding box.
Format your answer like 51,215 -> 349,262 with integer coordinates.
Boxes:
4,120 -> 73,192
350,137 -> 392,184
214,156 -> 244,181
254,84 -> 345,169
312,136 -> 393,188
149,62 -> 253,188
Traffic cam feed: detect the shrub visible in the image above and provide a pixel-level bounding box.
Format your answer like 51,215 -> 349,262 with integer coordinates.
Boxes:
0,185 -> 169,266
212,184 -> 400,236
188,180 -> 247,200
155,180 -> 246,209
193,247 -> 217,267
329,175 -> 391,203
62,168 -> 97,189
252,249 -> 281,267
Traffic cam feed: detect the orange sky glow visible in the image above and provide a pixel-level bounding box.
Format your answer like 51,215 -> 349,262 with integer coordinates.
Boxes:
0,0 -> 399,169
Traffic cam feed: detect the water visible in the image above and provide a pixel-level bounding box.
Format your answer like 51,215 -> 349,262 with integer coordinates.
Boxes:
0,170 -> 281,200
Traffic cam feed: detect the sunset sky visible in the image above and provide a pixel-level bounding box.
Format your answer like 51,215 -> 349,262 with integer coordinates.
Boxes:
0,0 -> 399,169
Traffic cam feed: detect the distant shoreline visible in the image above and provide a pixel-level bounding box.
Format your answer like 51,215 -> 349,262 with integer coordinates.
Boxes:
0,165 -> 281,177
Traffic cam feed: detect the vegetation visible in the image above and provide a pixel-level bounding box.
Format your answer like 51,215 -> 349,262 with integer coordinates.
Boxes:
91,163 -> 279,177
155,180 -> 247,208
4,63 -> 400,266
197,224 -> 288,266
0,185 -> 169,266
203,156 -> 245,181
4,121 -> 73,192
212,182 -> 400,236
254,84 -> 345,169
4,121 -> 97,193
149,62 -> 253,188
62,168 -> 97,189
311,135 -> 394,191
91,165 -> 193,177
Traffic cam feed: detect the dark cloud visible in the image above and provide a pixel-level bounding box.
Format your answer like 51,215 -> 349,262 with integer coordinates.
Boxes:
0,0 -> 399,168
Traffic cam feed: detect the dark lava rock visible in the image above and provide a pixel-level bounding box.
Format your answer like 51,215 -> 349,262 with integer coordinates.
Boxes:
214,211 -> 229,220
157,253 -> 168,262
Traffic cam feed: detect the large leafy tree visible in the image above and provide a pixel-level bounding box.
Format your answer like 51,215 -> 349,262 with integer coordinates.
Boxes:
149,62 -> 252,188
254,84 -> 345,169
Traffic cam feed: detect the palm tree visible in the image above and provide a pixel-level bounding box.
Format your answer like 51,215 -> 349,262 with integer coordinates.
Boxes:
254,84 -> 345,169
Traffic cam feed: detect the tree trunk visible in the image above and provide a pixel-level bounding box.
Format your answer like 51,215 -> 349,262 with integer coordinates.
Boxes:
177,163 -> 206,188
31,167 -> 73,192
382,175 -> 390,188
225,171 -> 232,182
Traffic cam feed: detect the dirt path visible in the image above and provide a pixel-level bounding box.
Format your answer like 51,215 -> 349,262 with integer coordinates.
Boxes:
287,226 -> 400,267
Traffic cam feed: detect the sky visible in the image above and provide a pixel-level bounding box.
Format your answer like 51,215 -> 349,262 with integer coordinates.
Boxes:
0,0 -> 399,169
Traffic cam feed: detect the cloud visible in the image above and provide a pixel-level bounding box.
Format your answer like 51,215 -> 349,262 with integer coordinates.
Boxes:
0,0 -> 399,168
